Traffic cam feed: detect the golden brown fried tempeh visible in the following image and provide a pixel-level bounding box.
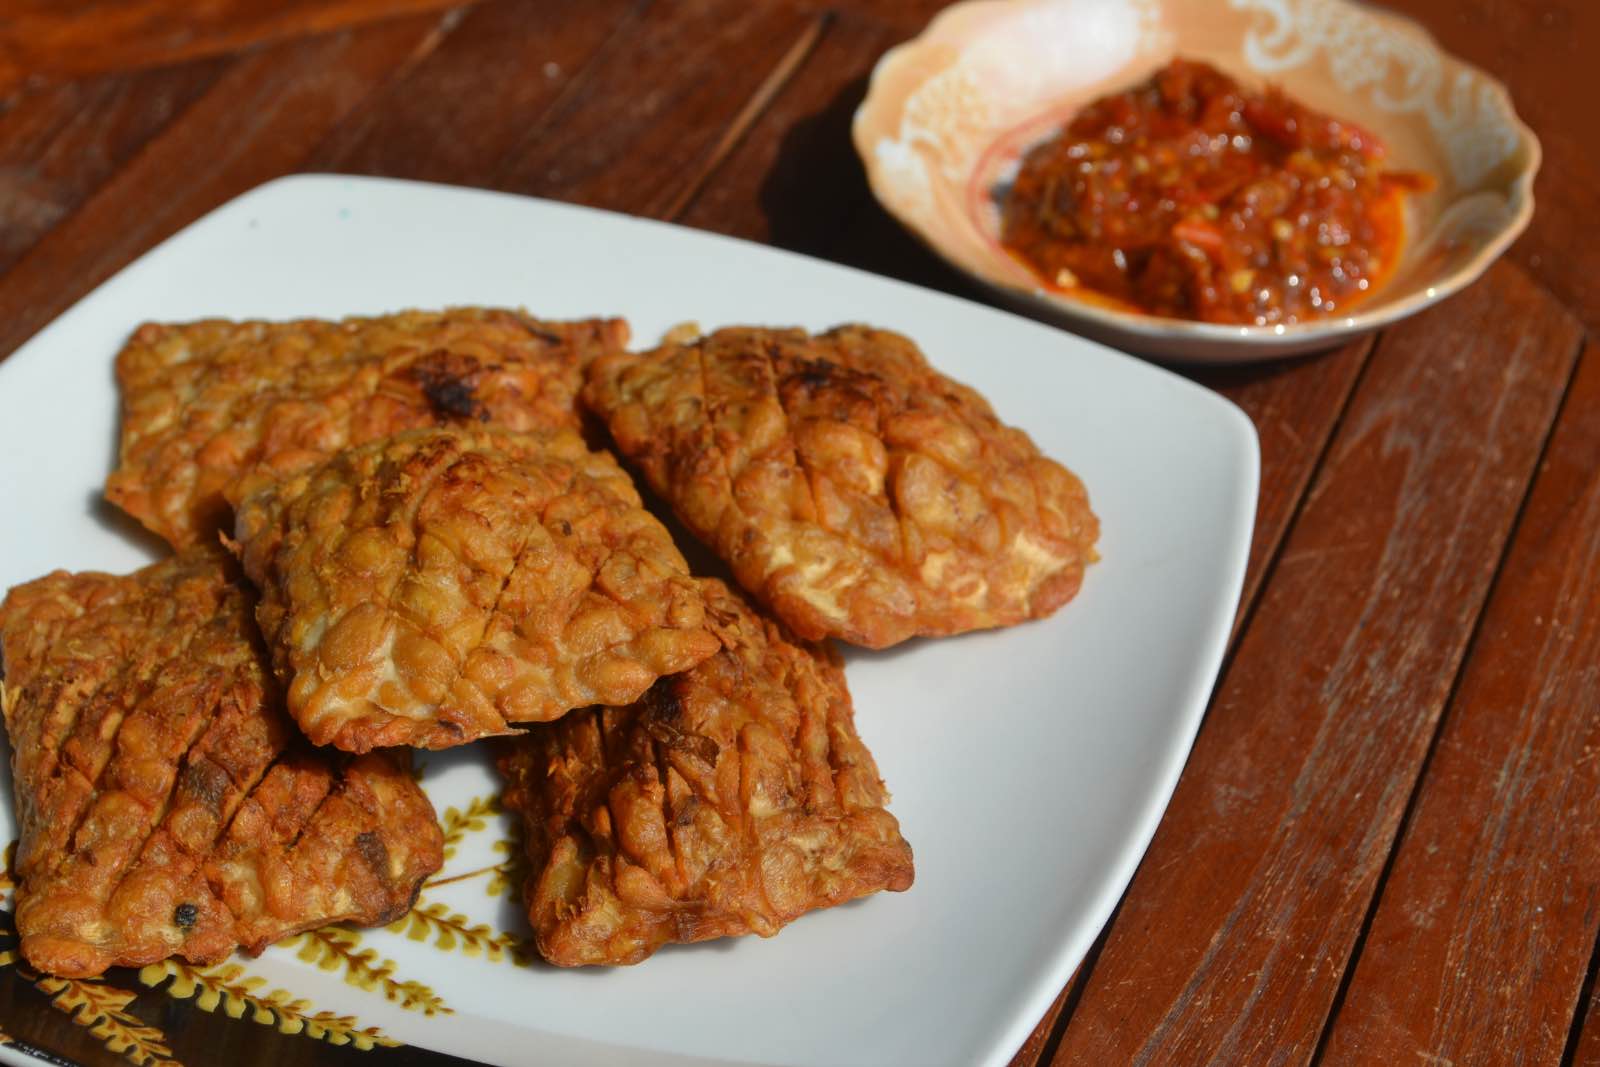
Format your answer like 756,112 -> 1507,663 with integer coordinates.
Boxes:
230,427 -> 720,752
582,325 -> 1099,648
106,308 -> 629,548
499,579 -> 913,966
0,547 -> 442,978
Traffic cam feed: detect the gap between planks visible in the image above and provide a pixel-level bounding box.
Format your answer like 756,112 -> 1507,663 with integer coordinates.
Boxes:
1565,876 -> 1600,1067
1309,326 -> 1592,1066
0,8 -> 469,367
661,11 -> 832,220
1021,338 -> 1381,1067
1044,262 -> 1583,1066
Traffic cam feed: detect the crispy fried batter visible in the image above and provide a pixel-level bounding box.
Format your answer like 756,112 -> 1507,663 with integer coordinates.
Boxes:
0,547 -> 443,978
582,325 -> 1099,647
230,428 -> 721,753
499,579 -> 914,966
105,308 -> 630,549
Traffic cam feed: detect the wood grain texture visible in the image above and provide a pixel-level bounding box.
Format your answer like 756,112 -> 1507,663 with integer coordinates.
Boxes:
0,58 -> 224,274
0,13 -> 456,366
1573,951 -> 1600,1067
0,0 -> 467,90
1317,340 -> 1600,1066
1194,340 -> 1372,639
0,2 -> 1593,1066
1047,262 -> 1582,1066
1008,981 -> 1073,1067
490,0 -> 821,218
309,0 -> 638,181
1382,0 -> 1600,333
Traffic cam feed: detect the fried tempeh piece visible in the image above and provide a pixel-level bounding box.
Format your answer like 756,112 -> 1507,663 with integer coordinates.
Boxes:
230,427 -> 720,753
0,547 -> 442,978
582,325 -> 1099,648
106,307 -> 629,548
499,579 -> 914,966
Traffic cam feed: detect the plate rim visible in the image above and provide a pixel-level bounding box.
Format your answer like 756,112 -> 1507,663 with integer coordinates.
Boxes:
0,173 -> 1260,1067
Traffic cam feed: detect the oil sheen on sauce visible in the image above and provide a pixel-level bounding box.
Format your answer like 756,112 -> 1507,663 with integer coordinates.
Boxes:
1000,59 -> 1430,326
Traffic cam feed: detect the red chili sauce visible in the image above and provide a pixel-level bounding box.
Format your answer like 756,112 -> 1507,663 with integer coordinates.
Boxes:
999,59 -> 1430,325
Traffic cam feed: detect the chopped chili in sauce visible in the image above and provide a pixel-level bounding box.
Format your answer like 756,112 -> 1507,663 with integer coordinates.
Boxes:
999,59 -> 1430,325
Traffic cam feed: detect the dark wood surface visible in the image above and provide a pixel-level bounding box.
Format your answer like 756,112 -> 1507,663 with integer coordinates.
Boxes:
0,2 -> 1594,1065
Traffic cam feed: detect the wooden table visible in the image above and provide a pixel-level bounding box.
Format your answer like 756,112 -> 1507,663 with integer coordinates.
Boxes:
0,2 -> 1596,1064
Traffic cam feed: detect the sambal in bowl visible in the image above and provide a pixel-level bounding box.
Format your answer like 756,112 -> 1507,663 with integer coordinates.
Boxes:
852,0 -> 1539,362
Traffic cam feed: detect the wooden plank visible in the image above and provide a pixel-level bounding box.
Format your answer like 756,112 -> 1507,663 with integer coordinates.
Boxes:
1316,340 -> 1600,1065
677,11 -> 909,239
1380,0 -> 1600,333
1044,262 -> 1582,1066
1009,982 -> 1073,1067
489,0 -> 822,218
1573,954 -> 1600,1067
309,0 -> 638,182
0,58 -> 224,274
0,12 -> 455,366
0,0 -> 467,91
1194,343 -> 1372,639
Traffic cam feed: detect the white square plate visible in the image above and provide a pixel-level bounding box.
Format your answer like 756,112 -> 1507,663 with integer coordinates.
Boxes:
0,175 -> 1256,1067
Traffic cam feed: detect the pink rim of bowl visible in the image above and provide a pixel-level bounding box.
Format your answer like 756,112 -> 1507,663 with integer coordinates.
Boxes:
851,0 -> 1540,363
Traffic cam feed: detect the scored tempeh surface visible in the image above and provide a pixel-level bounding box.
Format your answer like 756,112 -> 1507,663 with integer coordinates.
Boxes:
230,426 -> 720,752
499,578 -> 914,966
105,307 -> 628,549
0,545 -> 442,979
583,324 -> 1099,648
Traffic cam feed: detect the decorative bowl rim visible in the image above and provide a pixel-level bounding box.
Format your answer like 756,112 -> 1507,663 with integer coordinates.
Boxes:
851,0 -> 1542,349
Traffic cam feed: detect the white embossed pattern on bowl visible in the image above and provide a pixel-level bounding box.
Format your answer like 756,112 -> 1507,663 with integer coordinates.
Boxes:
852,0 -> 1540,362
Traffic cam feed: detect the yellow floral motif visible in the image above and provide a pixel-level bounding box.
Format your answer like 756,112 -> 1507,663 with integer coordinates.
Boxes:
486,820 -> 526,900
31,972 -> 180,1066
290,926 -> 451,1015
388,899 -> 528,963
438,794 -> 502,861
0,787 -> 540,1058
0,837 -> 456,1057
485,849 -> 518,899
2,916 -> 180,1065
139,959 -> 398,1049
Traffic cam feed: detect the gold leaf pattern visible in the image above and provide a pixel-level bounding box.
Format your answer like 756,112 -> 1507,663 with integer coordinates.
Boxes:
0,795 -> 538,1058
484,851 -> 517,899
0,841 -> 15,898
438,794 -> 501,861
31,973 -> 180,1066
139,959 -> 398,1050
0,908 -> 180,1065
388,899 -> 528,964
486,817 -> 526,900
290,927 -> 451,1015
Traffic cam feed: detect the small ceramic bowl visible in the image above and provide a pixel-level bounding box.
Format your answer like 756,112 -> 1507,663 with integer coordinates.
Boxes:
852,0 -> 1540,362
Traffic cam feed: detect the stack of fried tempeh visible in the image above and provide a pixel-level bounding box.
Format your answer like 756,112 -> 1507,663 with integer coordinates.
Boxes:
0,307 -> 1097,976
